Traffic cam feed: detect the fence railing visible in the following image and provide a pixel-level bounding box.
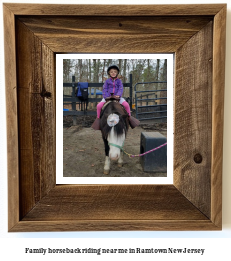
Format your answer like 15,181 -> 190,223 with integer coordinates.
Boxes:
134,81 -> 167,122
63,74 -> 133,125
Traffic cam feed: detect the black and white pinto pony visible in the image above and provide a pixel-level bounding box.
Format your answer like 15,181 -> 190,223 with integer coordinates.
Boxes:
100,99 -> 129,174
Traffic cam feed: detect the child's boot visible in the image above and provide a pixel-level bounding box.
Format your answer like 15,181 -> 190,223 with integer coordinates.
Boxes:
128,116 -> 140,129
91,118 -> 101,130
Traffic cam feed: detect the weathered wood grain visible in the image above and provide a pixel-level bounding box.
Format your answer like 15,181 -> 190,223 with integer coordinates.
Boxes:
22,185 -> 207,221
174,22 -> 213,218
11,220 -> 219,232
18,16 -> 213,53
16,19 -> 56,218
3,3 -> 225,16
41,96 -> 56,197
15,185 -> 218,231
16,20 -> 41,217
211,5 -> 226,228
4,3 -> 226,231
3,4 -> 20,231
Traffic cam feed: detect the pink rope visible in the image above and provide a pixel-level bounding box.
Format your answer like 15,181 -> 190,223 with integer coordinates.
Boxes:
126,142 -> 167,158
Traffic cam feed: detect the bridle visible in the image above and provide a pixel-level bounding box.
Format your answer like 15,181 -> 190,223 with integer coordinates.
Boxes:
108,142 -> 124,151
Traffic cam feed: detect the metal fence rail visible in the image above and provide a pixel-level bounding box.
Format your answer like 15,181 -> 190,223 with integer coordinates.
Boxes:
134,81 -> 167,122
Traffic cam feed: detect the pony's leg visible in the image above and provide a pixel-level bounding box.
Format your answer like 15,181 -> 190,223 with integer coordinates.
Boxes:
118,150 -> 123,167
104,156 -> 111,175
103,137 -> 110,174
103,137 -> 110,156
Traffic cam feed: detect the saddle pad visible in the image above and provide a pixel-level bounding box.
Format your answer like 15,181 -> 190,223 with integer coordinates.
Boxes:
100,100 -> 128,118
100,100 -> 116,118
101,100 -> 115,111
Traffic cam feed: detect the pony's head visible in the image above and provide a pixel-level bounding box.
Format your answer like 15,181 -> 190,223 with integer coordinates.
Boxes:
100,102 -> 129,160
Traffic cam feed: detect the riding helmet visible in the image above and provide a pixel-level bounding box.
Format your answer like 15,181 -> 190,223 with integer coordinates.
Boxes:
107,65 -> 120,75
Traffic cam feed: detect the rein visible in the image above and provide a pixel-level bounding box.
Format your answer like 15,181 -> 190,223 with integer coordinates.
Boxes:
109,142 -> 167,158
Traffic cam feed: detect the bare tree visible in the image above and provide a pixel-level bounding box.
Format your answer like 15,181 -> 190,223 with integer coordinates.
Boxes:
63,59 -> 73,82
78,59 -> 83,81
93,59 -> 97,82
160,59 -> 167,104
123,59 -> 127,82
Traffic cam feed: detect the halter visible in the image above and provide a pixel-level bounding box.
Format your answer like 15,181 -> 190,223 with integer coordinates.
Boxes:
108,141 -> 124,150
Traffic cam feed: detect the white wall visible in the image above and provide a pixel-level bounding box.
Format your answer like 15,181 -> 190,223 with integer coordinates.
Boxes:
0,0 -> 231,259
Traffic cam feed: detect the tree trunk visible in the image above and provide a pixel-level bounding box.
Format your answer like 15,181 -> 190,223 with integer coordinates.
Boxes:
79,59 -> 83,81
118,59 -> 122,76
162,59 -> 167,81
155,59 -> 160,90
93,59 -> 97,82
123,59 -> 127,81
160,59 -> 167,105
102,59 -> 106,82
89,59 -> 92,82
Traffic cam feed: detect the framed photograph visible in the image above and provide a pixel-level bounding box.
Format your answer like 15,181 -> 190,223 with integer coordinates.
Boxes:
4,3 -> 226,231
57,53 -> 173,184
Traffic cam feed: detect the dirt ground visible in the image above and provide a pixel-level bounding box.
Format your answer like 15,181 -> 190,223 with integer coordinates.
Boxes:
63,115 -> 167,177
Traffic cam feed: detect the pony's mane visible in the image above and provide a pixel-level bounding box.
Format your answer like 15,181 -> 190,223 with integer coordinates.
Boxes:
100,102 -> 129,139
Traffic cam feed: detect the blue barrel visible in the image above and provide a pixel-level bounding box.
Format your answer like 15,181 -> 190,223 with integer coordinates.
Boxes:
90,88 -> 102,95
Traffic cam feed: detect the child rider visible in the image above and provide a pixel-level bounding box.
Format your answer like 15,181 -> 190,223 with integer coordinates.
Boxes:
91,64 -> 140,130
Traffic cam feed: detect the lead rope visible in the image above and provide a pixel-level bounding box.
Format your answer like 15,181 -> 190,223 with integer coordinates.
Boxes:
109,142 -> 167,158
123,142 -> 167,158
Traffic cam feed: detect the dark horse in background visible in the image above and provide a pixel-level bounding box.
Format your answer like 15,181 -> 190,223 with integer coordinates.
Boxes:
100,96 -> 130,175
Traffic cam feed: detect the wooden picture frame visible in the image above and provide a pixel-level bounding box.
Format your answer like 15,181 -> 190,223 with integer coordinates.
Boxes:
4,3 -> 226,231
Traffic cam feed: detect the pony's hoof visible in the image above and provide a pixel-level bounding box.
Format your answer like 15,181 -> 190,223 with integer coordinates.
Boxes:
118,163 -> 123,167
104,169 -> 110,175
